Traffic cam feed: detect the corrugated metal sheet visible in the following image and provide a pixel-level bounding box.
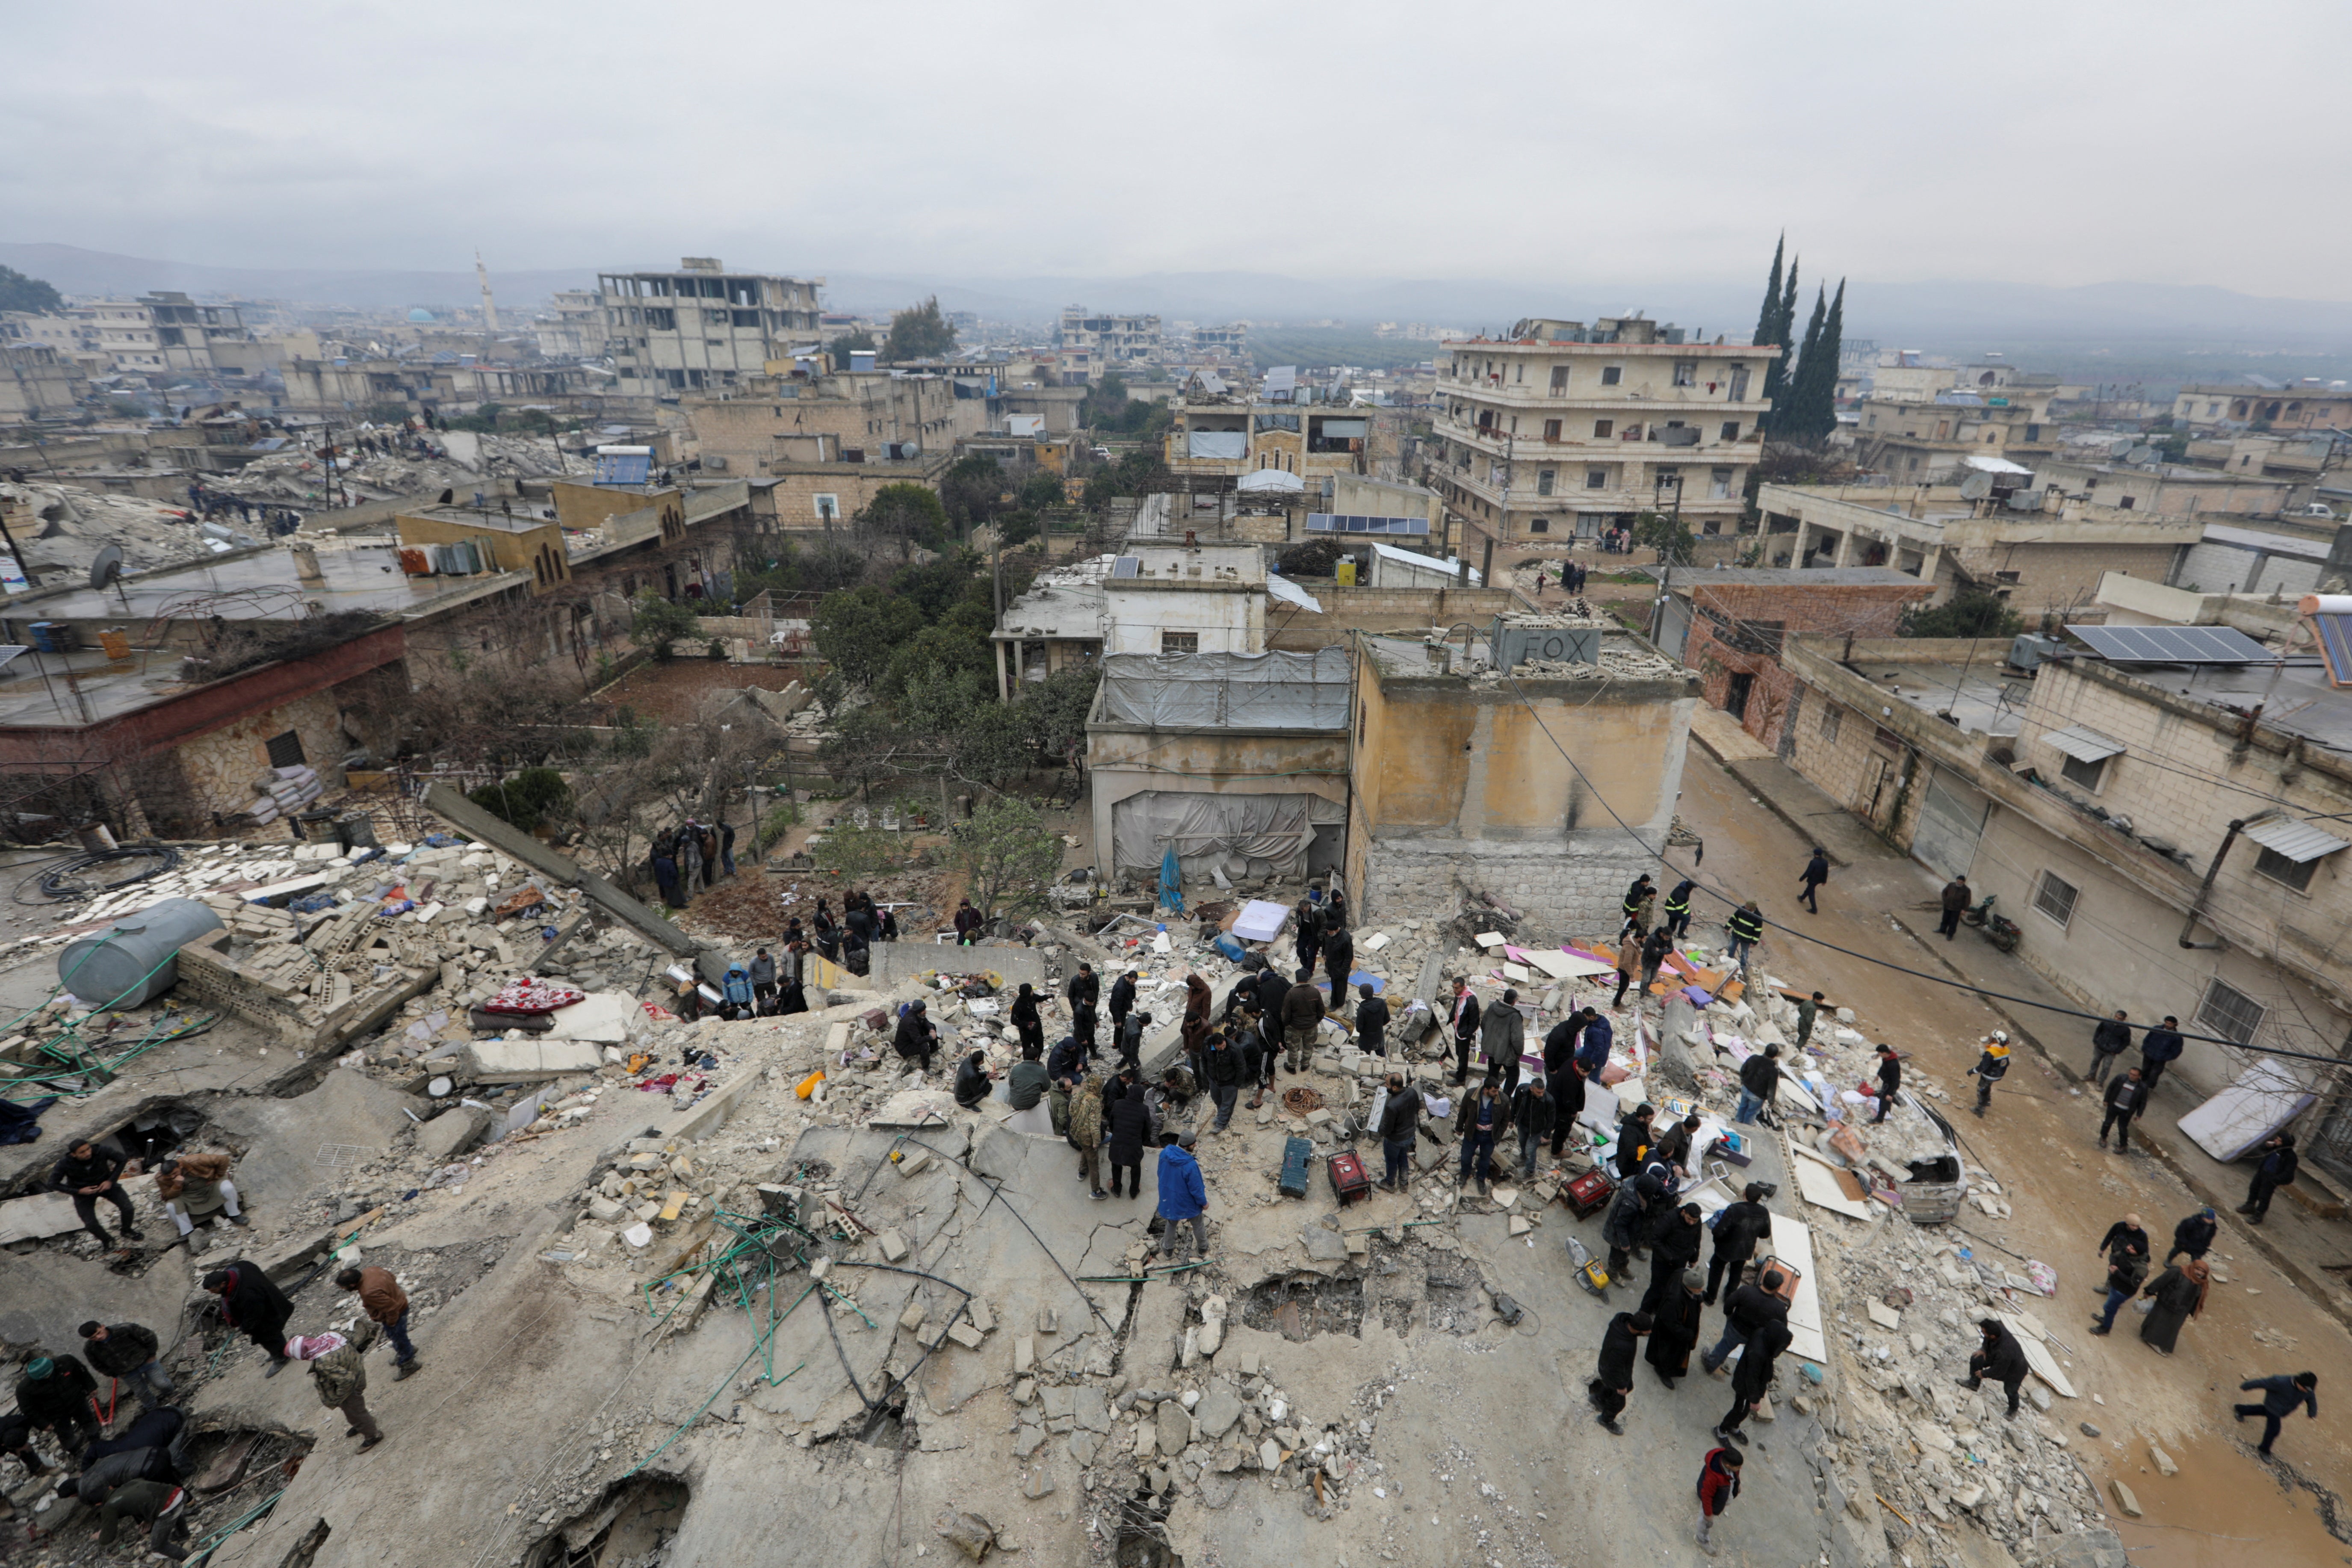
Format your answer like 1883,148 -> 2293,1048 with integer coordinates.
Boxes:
2042,723 -> 2126,762
2243,815 -> 2350,863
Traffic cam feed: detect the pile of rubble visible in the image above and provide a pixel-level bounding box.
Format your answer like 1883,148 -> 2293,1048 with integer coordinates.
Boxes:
0,479 -> 220,580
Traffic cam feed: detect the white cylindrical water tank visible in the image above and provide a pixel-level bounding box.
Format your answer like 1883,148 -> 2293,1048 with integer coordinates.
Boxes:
58,898 -> 226,1009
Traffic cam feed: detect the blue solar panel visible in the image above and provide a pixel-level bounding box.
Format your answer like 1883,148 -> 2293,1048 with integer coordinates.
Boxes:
1305,513 -> 1429,536
594,454 -> 651,486
2312,613 -> 2352,689
2066,623 -> 2270,664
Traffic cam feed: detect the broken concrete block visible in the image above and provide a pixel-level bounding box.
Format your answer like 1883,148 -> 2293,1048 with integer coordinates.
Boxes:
1011,1377 -> 1036,1406
1012,1423 -> 1046,1458
1195,1384 -> 1244,1438
1036,1308 -> 1059,1335
967,1295 -> 995,1334
658,1190 -> 688,1222
1507,1214 -> 1532,1237
1238,1350 -> 1260,1376
874,1228 -> 908,1263
2110,1479 -> 2142,1518
1258,1438 -> 1282,1471
945,1321 -> 985,1350
1020,1470 -> 1055,1500
1014,1335 -> 1035,1375
2150,1444 -> 2177,1477
621,1222 -> 653,1249
1156,1403 -> 1192,1455
587,1195 -> 625,1223
896,1149 -> 932,1178
460,1037 -> 604,1083
899,1303 -> 927,1333
416,1105 -> 490,1161
1867,1301 -> 1902,1330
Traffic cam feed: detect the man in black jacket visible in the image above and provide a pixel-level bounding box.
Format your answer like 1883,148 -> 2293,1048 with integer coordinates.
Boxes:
1937,875 -> 1970,939
1374,1072 -> 1425,1192
1702,1270 -> 1789,1374
1735,1047 -> 1781,1127
1450,980 -> 1482,1086
1065,963 -> 1099,1017
2098,1067 -> 2149,1152
200,1261 -> 295,1375
1293,898 -> 1324,978
2166,1207 -> 2218,1265
892,1001 -> 939,1074
1590,1311 -> 1652,1434
1717,1315 -> 1791,1446
1797,848 -> 1829,914
2138,1016 -> 2184,1093
12,1353 -> 99,1450
1200,1034 -> 1245,1131
1108,969 -> 1138,1037
51,1140 -> 144,1249
1640,1204 -> 1707,1318
1353,983 -> 1390,1060
1322,924 -> 1355,990
1281,969 -> 1326,1073
1704,1184 -> 1775,1305
79,1321 -> 170,1413
2089,1214 -> 2151,1336
1545,1025 -> 1587,1157
2089,1011 -> 2132,1085
1509,1072 -> 1556,1177
1869,1045 -> 1902,1124
1104,1072 -> 1155,1197
2239,1133 -> 2300,1223
1960,1317 -> 2031,1417
2234,1371 -> 2318,1457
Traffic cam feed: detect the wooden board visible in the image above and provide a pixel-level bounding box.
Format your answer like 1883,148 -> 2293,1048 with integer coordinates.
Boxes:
1764,1211 -> 1828,1366
1788,1140 -> 1878,1221
1997,1313 -> 2077,1398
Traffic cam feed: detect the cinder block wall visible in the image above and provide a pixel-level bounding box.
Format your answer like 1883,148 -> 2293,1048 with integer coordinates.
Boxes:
1363,833 -> 1656,937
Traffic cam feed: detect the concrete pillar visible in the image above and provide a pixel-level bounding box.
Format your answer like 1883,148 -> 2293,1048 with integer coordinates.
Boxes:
1790,520 -> 1811,567
1832,527 -> 1857,568
994,638 -> 1010,703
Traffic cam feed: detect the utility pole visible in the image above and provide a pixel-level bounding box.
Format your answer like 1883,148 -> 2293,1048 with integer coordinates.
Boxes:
1649,472 -> 1684,644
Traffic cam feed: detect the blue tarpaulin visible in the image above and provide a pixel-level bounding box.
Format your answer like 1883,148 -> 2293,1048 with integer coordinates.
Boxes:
1159,846 -> 1184,915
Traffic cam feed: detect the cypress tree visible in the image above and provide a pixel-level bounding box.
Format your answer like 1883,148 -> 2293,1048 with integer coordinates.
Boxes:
1761,257 -> 1799,416
1751,236 -> 1785,349
1783,286 -> 1830,443
1799,280 -> 1847,440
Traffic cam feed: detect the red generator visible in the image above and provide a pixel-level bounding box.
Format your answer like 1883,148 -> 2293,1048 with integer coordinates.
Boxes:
1327,1152 -> 1371,1205
1563,1167 -> 1617,1220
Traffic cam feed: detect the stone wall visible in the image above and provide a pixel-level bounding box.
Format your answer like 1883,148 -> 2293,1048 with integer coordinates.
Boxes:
1363,832 -> 1658,936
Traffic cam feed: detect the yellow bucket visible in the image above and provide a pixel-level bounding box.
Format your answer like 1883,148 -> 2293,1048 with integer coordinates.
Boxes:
795,1070 -> 826,1099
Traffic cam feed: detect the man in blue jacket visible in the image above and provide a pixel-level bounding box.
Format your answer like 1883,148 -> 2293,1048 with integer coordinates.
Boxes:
2138,1016 -> 2184,1093
1575,1009 -> 1613,1081
1155,1132 -> 1209,1267
2234,1371 -> 2317,1457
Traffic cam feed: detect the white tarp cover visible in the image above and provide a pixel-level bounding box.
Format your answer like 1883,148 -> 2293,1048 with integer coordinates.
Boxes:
1109,790 -> 1342,875
1266,574 -> 1324,613
1187,431 -> 1247,459
2177,1057 -> 2317,1162
1236,468 -> 1305,493
1097,649 -> 1350,730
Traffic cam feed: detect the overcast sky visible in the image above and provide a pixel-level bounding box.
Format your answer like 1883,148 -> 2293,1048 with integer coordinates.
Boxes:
9,0 -> 2350,302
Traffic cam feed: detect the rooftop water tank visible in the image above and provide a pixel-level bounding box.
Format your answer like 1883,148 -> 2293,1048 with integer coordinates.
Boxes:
58,898 -> 225,1009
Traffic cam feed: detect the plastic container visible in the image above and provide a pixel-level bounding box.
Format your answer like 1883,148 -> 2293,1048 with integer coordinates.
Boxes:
58,898 -> 225,1009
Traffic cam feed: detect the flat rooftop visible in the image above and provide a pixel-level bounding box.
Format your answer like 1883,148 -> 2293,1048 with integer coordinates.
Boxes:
1850,659 -> 2031,738
5,540 -> 505,625
1675,566 -> 1932,590
399,506 -> 555,534
2083,655 -> 2352,753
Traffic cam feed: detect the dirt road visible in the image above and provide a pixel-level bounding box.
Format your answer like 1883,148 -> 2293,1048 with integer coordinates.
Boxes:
1673,752 -> 2351,1565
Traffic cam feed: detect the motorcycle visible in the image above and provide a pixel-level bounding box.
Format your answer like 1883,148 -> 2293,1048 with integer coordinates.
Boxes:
1961,892 -> 2022,953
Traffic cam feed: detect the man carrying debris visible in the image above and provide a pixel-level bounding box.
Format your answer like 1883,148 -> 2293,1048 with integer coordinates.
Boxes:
1508,1069 -> 1554,1176
2234,1371 -> 2318,1458
893,999 -> 940,1075
1449,978 -> 1482,1086
2097,1066 -> 2149,1152
1589,1310 -> 1651,1435
1704,1184 -> 1775,1306
1281,968 -> 1326,1074
334,1264 -> 422,1379
1959,1317 -> 2030,1418
1734,1046 -> 1781,1127
50,1139 -> 145,1251
2089,1214 -> 2151,1337
1693,1441 -> 1743,1554
1154,1131 -> 1209,1266
2088,1010 -> 2132,1084
78,1321 -> 171,1412
1375,1072 -> 1425,1192
156,1150 -> 248,1252
202,1261 -> 295,1376
1965,1034 -> 2010,1118
1353,982 -> 1390,1060
1480,987 -> 1527,1096
13,1354 -> 99,1452
293,1326 -> 383,1452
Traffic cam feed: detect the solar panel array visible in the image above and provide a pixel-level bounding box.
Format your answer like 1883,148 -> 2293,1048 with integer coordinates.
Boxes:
1111,556 -> 1141,579
594,453 -> 651,486
2066,623 -> 2271,664
2312,613 -> 2352,688
1305,514 -> 1430,536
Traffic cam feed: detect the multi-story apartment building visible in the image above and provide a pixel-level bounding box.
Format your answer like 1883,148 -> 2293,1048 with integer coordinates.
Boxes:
2172,382 -> 2352,433
1058,307 -> 1161,368
1417,315 -> 1775,555
1772,593 -> 2352,1180
681,369 -> 981,477
533,290 -> 610,360
597,259 -> 823,401
0,341 -> 89,417
1851,387 -> 2057,482
88,293 -> 254,377
1162,369 -> 1383,500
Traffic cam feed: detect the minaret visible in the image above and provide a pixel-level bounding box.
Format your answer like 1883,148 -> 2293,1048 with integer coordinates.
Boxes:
476,251 -> 500,332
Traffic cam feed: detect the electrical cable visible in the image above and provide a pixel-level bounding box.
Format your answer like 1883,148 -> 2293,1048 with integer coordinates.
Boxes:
1489,662 -> 2352,1071
897,1133 -> 1120,1331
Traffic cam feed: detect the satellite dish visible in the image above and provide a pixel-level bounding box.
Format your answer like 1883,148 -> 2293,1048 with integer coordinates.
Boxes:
1957,473 -> 1993,501
2125,445 -> 2157,466
89,543 -> 125,591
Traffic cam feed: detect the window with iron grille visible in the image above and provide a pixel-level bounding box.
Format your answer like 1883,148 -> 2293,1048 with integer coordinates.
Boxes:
2031,870 -> 2078,928
265,731 -> 307,769
2197,977 -> 2265,1045
1161,631 -> 1199,655
1819,704 -> 1841,743
2254,845 -> 2317,892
